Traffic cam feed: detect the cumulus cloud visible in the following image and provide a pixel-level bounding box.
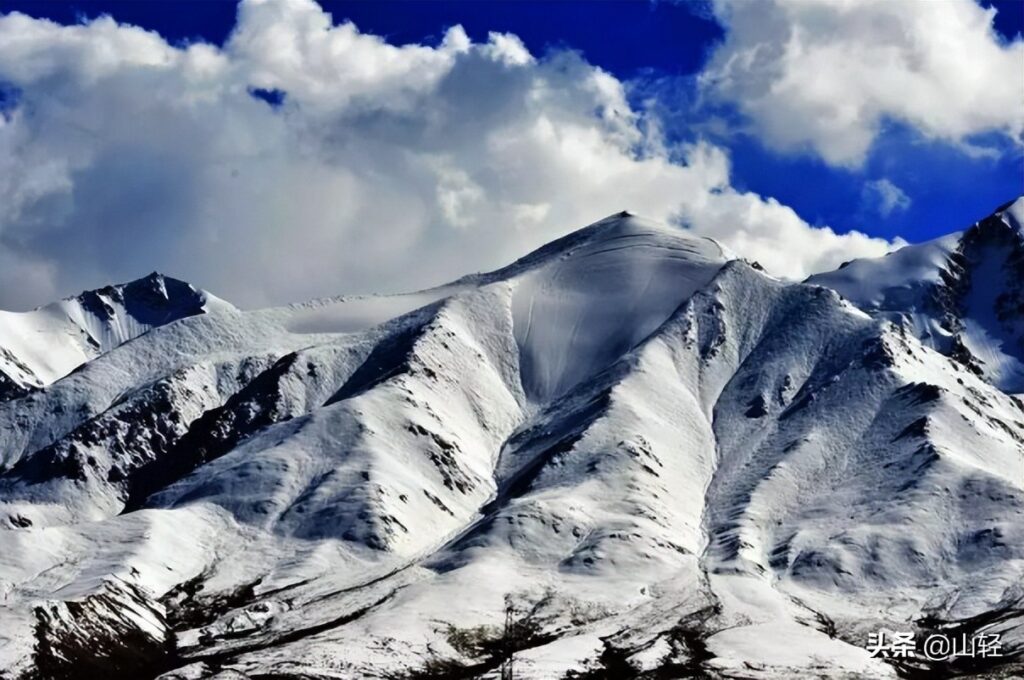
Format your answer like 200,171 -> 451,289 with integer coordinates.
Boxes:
0,0 -> 897,309
675,165 -> 909,278
702,0 -> 1024,166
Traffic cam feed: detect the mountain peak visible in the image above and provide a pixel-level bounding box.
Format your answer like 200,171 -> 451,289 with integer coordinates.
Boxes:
0,273 -> 232,395
502,213 -> 730,400
466,212 -> 728,289
808,196 -> 1024,392
964,196 -> 1023,241
70,271 -> 184,303
61,271 -> 233,322
994,194 -> 1024,236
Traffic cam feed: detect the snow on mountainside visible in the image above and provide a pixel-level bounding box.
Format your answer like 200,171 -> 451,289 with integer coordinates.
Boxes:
0,273 -> 233,400
808,196 -> 1024,395
0,209 -> 1022,680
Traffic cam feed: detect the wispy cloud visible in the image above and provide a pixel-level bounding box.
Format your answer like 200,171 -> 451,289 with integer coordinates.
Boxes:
862,179 -> 912,218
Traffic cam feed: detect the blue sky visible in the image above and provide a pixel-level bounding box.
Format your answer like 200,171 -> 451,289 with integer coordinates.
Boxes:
0,0 -> 1020,307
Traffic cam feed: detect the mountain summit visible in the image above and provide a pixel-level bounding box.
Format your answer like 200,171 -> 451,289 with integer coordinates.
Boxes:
0,206 -> 1021,679
809,196 -> 1024,393
0,273 -> 231,400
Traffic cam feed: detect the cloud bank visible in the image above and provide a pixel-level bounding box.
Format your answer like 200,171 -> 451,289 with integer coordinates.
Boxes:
702,0 -> 1024,166
0,0 -> 900,309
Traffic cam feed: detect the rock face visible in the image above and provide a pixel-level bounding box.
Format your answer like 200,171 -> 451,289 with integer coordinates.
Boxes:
0,208 -> 1022,679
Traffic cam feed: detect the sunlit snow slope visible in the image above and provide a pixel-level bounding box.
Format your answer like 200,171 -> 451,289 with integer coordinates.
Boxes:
0,210 -> 1021,680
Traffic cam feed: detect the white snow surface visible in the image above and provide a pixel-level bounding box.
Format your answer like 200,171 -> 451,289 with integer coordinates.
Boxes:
0,211 -> 1022,679
0,273 -> 232,391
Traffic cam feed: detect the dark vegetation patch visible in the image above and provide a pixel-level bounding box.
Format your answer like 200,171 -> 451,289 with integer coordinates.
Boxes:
391,596 -> 559,680
563,604 -> 720,679
30,580 -> 174,680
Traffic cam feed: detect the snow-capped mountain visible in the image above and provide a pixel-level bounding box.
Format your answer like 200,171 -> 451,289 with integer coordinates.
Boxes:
0,273 -> 232,401
0,207 -> 1021,680
809,197 -> 1024,395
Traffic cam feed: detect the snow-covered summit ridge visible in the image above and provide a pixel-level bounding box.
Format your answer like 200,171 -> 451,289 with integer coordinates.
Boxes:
0,272 -> 231,396
464,210 -> 730,286
498,211 -> 730,400
809,196 -> 1024,393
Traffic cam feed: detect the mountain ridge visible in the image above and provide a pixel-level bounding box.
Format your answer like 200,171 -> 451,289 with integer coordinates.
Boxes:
809,195 -> 1024,394
0,204 -> 1021,679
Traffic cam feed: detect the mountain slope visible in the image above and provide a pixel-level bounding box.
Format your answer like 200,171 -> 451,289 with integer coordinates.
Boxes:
0,210 -> 1021,680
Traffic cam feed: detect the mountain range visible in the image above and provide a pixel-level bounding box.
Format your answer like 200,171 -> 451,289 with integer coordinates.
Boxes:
0,198 -> 1022,680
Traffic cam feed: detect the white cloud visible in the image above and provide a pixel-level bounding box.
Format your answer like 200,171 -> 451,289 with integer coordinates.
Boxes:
674,154 -> 908,278
862,179 -> 912,218
0,0 -> 898,309
481,31 -> 534,67
702,0 -> 1024,166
